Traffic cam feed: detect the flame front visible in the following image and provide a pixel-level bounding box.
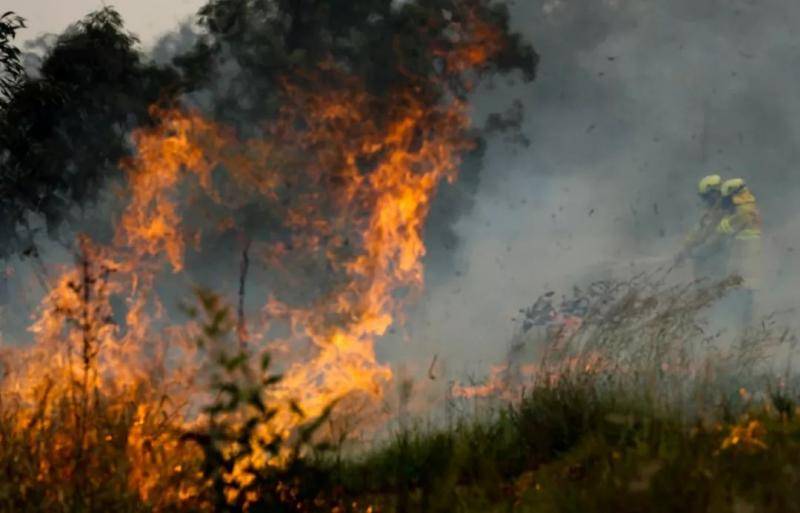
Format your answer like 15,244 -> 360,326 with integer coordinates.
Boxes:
0,7 -> 507,508
116,82 -> 473,442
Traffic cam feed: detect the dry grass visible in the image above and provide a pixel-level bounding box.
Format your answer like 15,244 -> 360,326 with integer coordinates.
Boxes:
0,274 -> 799,512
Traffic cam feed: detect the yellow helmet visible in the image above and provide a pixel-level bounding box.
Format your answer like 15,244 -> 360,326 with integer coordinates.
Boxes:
721,178 -> 746,198
697,174 -> 722,195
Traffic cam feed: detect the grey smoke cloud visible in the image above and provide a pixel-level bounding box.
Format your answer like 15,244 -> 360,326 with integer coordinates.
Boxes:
3,1 -> 798,385
383,0 -> 800,376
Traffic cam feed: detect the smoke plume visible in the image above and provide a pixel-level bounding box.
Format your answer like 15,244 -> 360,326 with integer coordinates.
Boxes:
396,0 -> 800,380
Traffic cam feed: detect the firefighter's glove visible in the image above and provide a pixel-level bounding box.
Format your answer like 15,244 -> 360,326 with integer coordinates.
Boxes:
718,218 -> 734,235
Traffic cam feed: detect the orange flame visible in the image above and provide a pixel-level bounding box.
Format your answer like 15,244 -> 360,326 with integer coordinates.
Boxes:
0,6 -> 509,508
113,83 -> 474,461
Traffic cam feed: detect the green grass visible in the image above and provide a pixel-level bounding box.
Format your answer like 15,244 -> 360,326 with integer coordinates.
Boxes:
3,277 -> 800,512
317,377 -> 800,513
3,363 -> 800,512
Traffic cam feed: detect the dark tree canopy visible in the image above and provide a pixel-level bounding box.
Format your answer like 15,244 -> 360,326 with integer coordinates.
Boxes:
174,0 -> 538,277
0,12 -> 25,105
0,8 -> 179,256
178,0 -> 537,124
0,1 -> 537,260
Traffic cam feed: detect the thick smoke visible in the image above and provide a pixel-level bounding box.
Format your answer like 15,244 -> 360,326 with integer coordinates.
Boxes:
0,2 -> 537,350
3,1 -> 799,390
387,0 -> 800,379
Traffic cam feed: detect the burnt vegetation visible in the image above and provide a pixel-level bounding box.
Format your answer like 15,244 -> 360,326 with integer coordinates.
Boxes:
3,270 -> 799,512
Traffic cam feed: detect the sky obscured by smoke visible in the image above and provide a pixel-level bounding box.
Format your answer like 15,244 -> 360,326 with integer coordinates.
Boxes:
4,0 -> 800,381
389,0 -> 800,374
7,0 -> 205,48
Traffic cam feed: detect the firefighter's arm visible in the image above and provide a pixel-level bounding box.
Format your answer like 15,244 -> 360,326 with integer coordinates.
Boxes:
679,216 -> 717,259
718,204 -> 757,236
699,216 -> 732,248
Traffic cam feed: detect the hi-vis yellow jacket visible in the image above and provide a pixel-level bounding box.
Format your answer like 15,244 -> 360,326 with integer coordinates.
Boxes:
717,188 -> 762,241
717,188 -> 763,289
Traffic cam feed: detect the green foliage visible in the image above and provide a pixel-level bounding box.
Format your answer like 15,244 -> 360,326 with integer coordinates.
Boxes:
0,1 -> 537,263
0,280 -> 799,511
182,288 -> 339,512
0,7 -> 179,258
0,12 -> 25,104
321,377 -> 800,513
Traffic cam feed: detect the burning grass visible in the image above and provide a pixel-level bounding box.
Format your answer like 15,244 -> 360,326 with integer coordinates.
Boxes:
0,4 -> 522,508
0,2 -> 795,510
0,11 -> 501,509
318,273 -> 800,512
0,272 -> 799,512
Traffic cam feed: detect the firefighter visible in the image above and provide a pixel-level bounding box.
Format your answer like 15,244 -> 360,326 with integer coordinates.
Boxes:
717,178 -> 763,327
675,174 -> 727,282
